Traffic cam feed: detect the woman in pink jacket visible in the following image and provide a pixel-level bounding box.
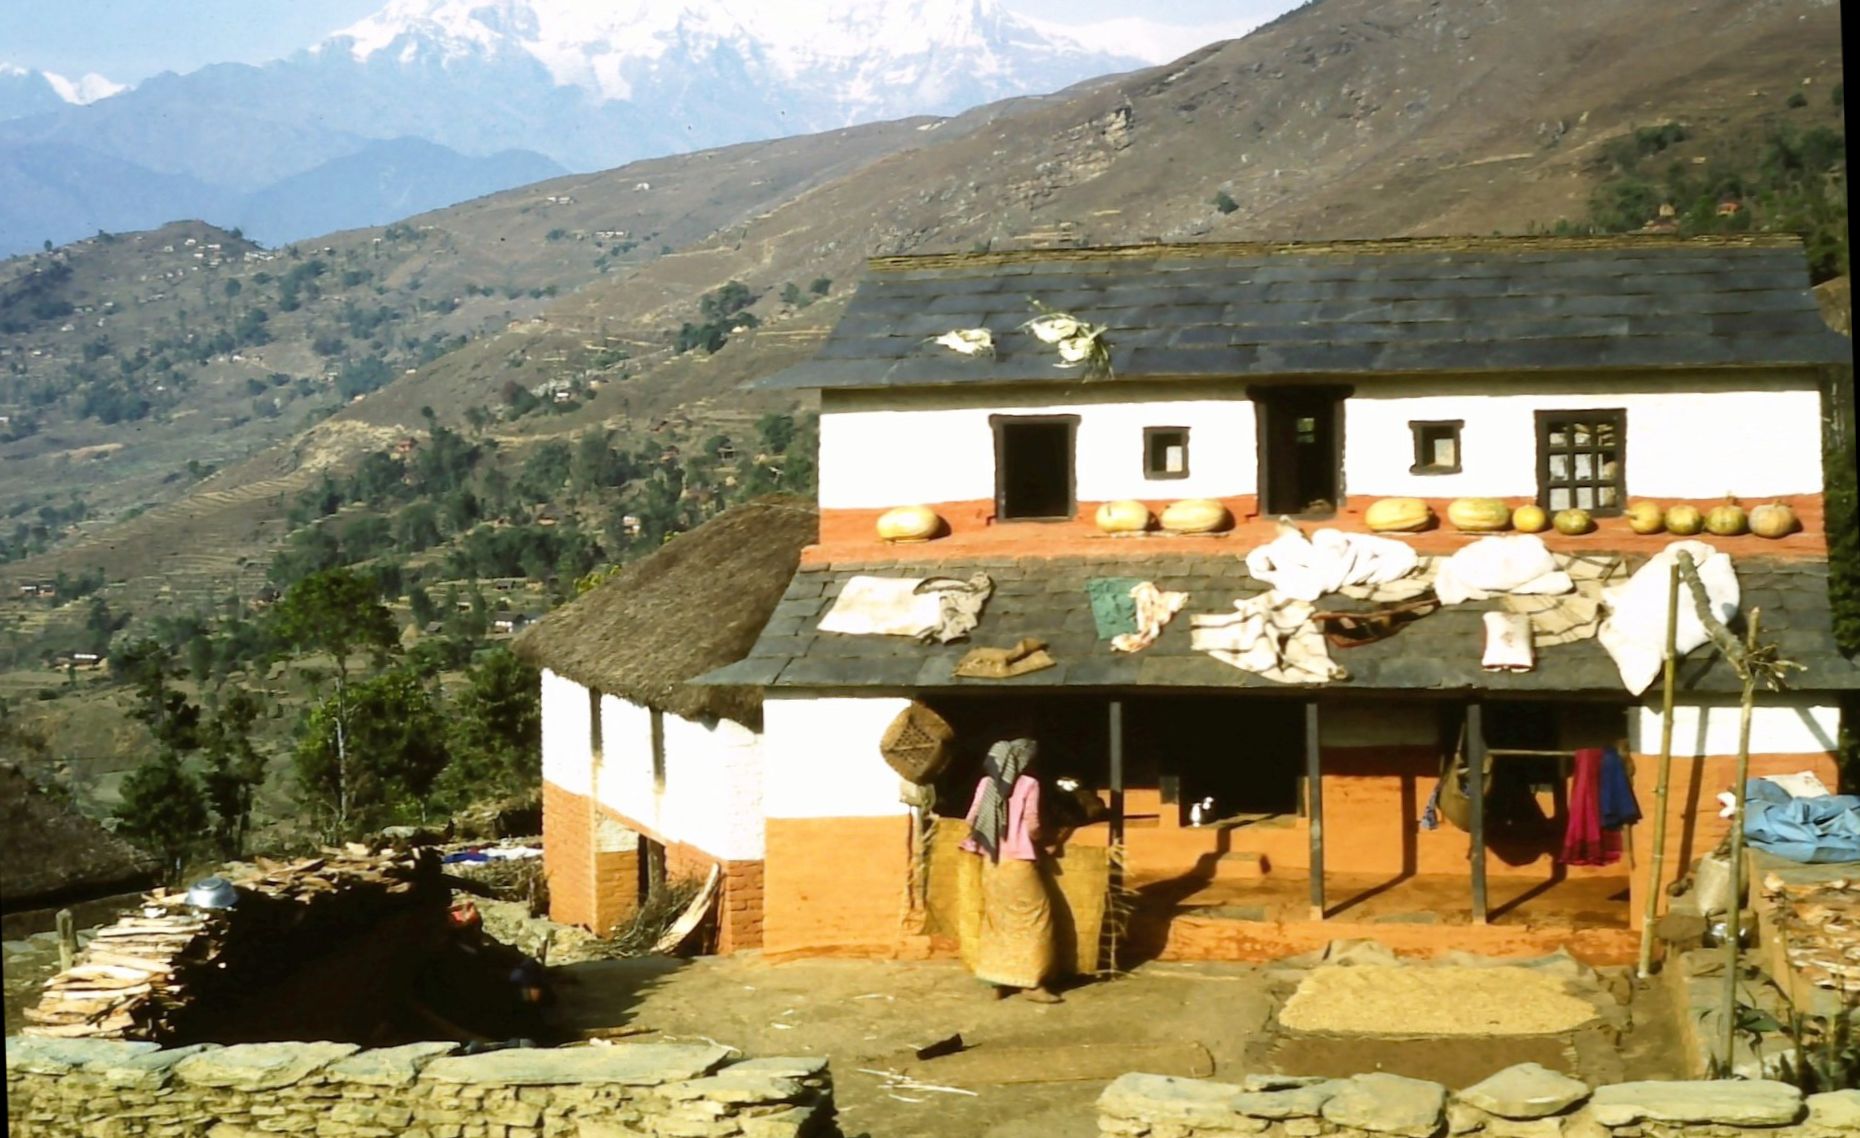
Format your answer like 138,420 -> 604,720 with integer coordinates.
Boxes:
957,737 -> 1061,1002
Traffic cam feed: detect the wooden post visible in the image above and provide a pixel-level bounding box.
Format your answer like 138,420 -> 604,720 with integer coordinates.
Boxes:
1638,561 -> 1683,978
55,908 -> 76,972
1305,699 -> 1324,921
1466,700 -> 1488,926
1718,609 -> 1762,1075
1108,700 -> 1125,851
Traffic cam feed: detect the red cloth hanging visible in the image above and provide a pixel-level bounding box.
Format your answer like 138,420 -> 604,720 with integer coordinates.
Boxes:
1560,747 -> 1621,866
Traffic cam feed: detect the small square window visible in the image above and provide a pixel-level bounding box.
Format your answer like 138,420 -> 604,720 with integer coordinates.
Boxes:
1144,427 -> 1190,480
1409,420 -> 1463,475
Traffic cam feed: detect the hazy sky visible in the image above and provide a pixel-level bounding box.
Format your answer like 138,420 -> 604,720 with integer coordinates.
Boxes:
3,0 -> 1296,82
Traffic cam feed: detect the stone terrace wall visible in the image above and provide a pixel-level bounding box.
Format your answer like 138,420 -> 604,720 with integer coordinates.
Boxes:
1099,1066 -> 1860,1138
5,1037 -> 831,1138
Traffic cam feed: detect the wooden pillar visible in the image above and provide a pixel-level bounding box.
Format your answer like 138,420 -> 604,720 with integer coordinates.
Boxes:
1466,700 -> 1489,925
1305,699 -> 1324,921
1108,699 -> 1125,849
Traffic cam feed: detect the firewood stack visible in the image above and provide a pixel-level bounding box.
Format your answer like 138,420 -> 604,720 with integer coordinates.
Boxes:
1761,871 -> 1860,989
23,843 -> 441,1042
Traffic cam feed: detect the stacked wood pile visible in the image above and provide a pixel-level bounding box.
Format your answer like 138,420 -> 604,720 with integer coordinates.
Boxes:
1761,870 -> 1860,989
23,844 -> 441,1042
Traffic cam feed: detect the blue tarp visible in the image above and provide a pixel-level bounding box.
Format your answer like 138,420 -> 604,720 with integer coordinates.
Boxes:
1743,779 -> 1860,864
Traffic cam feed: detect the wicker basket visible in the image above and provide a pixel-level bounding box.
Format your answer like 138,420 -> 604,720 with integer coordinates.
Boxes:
880,702 -> 956,784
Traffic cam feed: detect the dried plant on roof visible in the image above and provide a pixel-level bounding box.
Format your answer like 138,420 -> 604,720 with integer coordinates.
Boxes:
929,328 -> 995,358
1022,298 -> 1112,378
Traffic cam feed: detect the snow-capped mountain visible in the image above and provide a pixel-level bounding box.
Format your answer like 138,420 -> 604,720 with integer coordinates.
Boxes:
0,0 -> 1218,253
0,64 -> 126,121
303,0 -> 1150,163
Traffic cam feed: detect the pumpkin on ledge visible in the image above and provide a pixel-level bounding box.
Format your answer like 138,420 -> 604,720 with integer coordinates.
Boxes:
1160,499 -> 1230,534
876,505 -> 944,542
1364,497 -> 1434,533
1095,499 -> 1153,534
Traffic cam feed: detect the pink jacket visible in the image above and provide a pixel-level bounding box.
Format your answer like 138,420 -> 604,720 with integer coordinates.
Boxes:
960,775 -> 1041,861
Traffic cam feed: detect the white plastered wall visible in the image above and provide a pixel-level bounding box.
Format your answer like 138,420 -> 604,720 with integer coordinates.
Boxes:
539,668 -> 593,796
818,385 -> 1257,508
762,695 -> 913,819
1630,695 -> 1841,757
591,694 -> 766,862
1344,373 -> 1824,499
817,370 -> 1825,510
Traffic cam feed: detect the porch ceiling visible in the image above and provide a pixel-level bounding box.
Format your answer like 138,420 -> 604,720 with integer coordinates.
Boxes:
695,552 -> 1860,696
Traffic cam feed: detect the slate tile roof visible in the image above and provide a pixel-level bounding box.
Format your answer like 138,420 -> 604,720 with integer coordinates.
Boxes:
760,237 -> 1851,390
697,554 -> 1860,696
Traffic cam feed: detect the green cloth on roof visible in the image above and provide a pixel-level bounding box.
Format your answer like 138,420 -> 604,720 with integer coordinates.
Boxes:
1086,577 -> 1147,640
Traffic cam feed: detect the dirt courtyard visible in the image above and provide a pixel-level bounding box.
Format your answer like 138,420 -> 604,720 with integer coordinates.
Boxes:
547,950 -> 1686,1138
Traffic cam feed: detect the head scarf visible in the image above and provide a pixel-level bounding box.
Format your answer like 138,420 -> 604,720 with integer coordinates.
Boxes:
969,738 -> 1036,862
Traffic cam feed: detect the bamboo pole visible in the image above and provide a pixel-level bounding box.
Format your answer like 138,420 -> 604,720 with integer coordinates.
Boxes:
1717,608 -> 1762,1075
1637,561 -> 1683,978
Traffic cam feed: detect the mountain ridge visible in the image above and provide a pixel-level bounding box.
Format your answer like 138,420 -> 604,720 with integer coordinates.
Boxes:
0,0 -> 1844,610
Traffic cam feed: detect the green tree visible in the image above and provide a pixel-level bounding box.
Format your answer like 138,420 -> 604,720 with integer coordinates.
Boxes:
115,638 -> 201,755
294,668 -> 450,832
440,648 -> 542,804
274,568 -> 398,835
116,753 -> 208,882
200,689 -> 265,858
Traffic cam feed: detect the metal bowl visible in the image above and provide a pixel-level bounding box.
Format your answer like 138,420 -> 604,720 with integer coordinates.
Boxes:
185,876 -> 239,910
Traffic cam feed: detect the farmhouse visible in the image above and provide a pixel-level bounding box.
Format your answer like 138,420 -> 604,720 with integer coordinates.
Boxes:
515,496 -> 817,950
694,235 -> 1856,964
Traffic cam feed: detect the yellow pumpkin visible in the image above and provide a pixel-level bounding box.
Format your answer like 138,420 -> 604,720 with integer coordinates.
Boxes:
876,505 -> 942,542
1665,504 -> 1703,535
1160,498 -> 1229,534
1553,508 -> 1594,535
1095,499 -> 1152,534
1749,502 -> 1798,538
1625,501 -> 1666,535
1363,497 -> 1434,533
1704,499 -> 1748,537
1511,504 -> 1550,533
1446,498 -> 1511,532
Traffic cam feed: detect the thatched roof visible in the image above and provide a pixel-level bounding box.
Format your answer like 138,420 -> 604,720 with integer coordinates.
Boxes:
0,763 -> 157,909
1814,275 -> 1850,336
514,496 -> 817,725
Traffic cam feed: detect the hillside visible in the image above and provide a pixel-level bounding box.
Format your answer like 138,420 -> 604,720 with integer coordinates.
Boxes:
0,0 -> 1846,630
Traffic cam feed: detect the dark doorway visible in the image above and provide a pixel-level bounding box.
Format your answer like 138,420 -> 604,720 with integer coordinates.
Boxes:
992,415 -> 1078,520
1128,696 -> 1305,817
1255,388 -> 1344,516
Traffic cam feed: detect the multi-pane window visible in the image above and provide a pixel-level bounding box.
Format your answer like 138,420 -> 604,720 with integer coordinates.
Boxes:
1535,410 -> 1625,514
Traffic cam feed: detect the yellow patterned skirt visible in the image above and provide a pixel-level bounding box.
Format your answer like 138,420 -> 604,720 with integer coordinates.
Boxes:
956,853 -> 1055,989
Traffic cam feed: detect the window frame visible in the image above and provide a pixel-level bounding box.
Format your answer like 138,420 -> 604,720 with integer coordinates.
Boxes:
990,413 -> 1080,523
1142,425 -> 1191,481
1408,419 -> 1464,476
1534,408 -> 1627,517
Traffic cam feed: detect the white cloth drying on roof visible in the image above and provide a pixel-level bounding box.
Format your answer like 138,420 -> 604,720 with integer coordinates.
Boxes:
1111,582 -> 1188,653
1190,591 -> 1347,684
1597,539 -> 1739,696
1481,612 -> 1534,672
1244,526 -> 1419,603
1434,535 -> 1573,605
817,576 -> 944,636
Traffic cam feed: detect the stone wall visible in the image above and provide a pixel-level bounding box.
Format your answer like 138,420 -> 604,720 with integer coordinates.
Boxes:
5,1036 -> 831,1138
1099,1065 -> 1859,1138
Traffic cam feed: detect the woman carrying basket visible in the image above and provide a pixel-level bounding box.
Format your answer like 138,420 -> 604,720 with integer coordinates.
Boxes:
957,737 -> 1061,1003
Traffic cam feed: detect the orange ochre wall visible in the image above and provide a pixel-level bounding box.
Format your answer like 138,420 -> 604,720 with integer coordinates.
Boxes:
552,748 -> 1840,960
1627,750 -> 1840,930
541,779 -> 764,952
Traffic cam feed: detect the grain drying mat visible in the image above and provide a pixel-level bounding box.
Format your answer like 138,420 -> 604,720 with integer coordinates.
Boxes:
1276,965 -> 1598,1036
